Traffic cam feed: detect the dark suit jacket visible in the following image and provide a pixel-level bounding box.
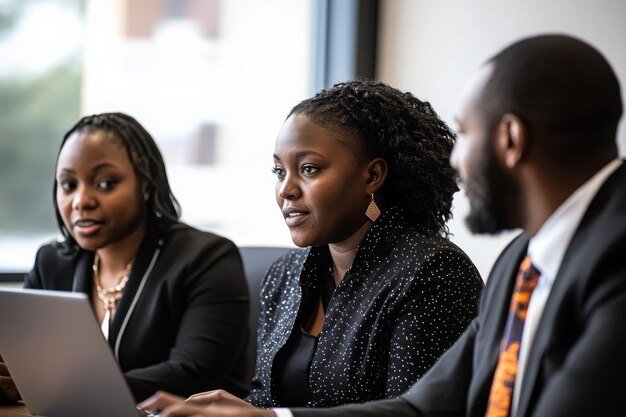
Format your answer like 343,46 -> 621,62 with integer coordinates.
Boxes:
292,164 -> 626,416
22,223 -> 250,402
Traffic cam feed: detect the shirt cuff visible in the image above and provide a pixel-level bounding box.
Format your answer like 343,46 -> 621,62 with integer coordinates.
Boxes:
272,407 -> 294,417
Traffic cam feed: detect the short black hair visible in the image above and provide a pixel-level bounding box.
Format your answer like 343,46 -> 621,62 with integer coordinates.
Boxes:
482,34 -> 622,151
54,112 -> 180,247
288,80 -> 458,237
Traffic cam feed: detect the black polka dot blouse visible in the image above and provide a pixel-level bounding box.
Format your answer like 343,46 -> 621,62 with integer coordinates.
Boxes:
246,206 -> 484,408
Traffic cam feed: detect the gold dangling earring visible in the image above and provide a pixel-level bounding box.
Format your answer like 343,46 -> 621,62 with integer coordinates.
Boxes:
365,193 -> 381,222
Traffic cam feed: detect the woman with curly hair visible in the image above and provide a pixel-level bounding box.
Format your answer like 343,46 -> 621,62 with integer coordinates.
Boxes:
140,80 -> 484,415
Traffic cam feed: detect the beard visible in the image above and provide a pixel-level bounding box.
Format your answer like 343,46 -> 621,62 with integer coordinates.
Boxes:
463,146 -> 519,235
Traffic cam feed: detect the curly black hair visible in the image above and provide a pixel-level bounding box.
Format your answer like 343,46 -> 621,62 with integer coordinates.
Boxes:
288,80 -> 458,237
54,112 -> 181,248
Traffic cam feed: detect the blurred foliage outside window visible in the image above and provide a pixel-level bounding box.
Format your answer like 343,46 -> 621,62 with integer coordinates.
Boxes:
0,0 -> 83,236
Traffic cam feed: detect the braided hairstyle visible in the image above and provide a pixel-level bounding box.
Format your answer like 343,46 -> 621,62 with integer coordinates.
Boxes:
288,80 -> 458,237
54,112 -> 181,248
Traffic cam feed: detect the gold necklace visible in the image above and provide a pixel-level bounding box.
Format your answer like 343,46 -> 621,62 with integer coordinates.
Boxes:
92,253 -> 133,340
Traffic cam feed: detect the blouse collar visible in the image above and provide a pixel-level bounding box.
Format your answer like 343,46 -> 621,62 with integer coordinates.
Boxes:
300,206 -> 409,289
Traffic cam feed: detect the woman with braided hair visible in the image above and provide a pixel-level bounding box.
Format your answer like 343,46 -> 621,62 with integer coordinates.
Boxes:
140,80 -> 484,416
0,112 -> 250,403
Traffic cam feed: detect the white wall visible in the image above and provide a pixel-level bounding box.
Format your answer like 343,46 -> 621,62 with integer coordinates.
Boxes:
377,0 -> 626,279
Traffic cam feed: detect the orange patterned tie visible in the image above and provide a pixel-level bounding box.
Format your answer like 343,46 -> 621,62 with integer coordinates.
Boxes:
485,255 -> 541,417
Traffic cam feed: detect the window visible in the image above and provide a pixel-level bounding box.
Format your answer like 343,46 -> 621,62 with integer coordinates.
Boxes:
0,0 -> 313,273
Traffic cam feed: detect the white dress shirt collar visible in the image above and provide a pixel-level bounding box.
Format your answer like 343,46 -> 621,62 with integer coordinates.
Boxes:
527,158 -> 622,281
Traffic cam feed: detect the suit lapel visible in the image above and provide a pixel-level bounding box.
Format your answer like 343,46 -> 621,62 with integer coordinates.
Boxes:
468,235 -> 528,415
72,250 -> 95,294
107,234 -> 159,349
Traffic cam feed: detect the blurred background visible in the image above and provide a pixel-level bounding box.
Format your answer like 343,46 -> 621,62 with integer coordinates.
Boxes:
0,0 -> 624,283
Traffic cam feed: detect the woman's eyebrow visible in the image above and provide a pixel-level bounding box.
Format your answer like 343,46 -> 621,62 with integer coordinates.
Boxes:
295,150 -> 323,158
273,150 -> 324,161
91,162 -> 121,172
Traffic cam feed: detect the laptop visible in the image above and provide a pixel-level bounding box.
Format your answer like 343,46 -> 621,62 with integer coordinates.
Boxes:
0,288 -> 144,417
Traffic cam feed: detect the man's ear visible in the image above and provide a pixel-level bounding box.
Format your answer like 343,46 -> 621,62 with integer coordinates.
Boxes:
364,157 -> 388,194
495,113 -> 527,169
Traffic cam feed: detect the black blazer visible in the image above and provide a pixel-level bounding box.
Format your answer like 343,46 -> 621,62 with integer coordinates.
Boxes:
248,207 -> 484,408
23,223 -> 250,402
292,163 -> 626,417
